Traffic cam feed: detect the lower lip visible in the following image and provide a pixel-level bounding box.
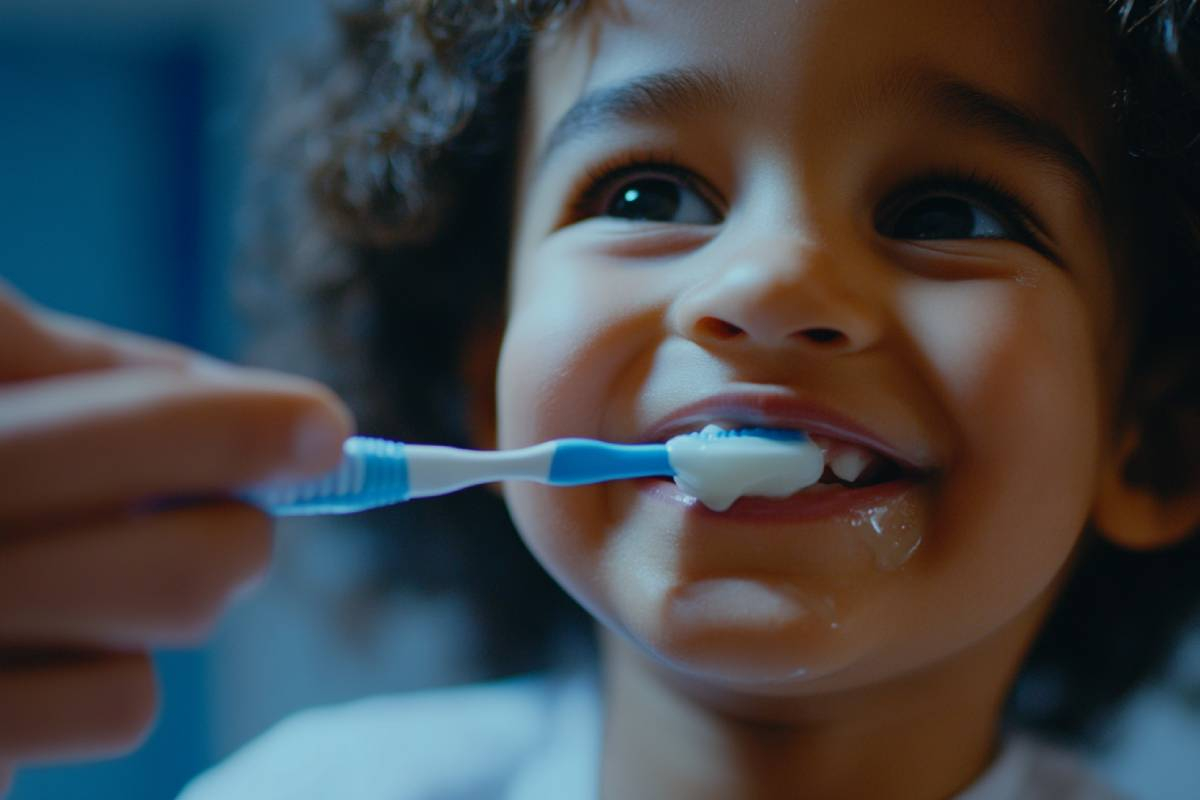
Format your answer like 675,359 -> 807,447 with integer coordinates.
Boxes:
637,476 -> 923,522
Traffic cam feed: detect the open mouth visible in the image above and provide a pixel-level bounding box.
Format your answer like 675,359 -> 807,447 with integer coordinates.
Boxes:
648,427 -> 918,491
638,423 -> 931,525
637,415 -> 931,562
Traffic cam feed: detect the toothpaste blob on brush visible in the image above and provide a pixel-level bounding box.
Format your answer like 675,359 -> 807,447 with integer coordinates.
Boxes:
665,424 -> 824,511
242,425 -> 824,516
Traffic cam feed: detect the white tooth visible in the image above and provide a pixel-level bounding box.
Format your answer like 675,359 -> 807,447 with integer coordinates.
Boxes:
829,447 -> 874,483
700,423 -> 726,437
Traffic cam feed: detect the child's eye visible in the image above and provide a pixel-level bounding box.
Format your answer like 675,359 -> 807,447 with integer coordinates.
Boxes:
601,175 -> 721,224
876,169 -> 1046,251
886,196 -> 1009,240
568,155 -> 724,226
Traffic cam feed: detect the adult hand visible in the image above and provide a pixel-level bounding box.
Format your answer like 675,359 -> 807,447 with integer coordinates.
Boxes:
0,281 -> 353,795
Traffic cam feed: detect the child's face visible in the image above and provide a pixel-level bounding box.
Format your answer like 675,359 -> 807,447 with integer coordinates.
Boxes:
497,0 -> 1122,689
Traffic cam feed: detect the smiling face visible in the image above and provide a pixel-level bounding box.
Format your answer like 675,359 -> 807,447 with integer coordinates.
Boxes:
496,0 -> 1125,692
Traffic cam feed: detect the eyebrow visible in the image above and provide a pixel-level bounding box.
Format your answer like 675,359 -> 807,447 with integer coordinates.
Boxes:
533,63 -> 1106,211
534,66 -> 742,171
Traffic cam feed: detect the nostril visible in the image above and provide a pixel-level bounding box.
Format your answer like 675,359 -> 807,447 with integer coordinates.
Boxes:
796,327 -> 846,345
696,316 -> 745,340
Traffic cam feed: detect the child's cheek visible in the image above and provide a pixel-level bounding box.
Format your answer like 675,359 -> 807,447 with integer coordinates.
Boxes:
494,249 -> 672,592
897,274 -> 1102,596
497,248 -> 674,447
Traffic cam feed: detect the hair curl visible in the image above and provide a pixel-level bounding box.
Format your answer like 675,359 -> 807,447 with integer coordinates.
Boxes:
239,0 -> 1200,741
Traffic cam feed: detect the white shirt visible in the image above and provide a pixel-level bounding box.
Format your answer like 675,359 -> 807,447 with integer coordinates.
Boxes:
179,669 -> 1129,800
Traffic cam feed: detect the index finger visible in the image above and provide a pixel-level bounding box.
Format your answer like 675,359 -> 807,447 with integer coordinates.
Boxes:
0,280 -> 212,382
0,365 -> 354,524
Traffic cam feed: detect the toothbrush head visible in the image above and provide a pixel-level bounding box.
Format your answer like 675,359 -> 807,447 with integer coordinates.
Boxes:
665,425 -> 825,511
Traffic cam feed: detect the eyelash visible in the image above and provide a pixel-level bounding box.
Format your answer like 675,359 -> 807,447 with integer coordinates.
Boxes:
567,148 -> 720,222
564,148 -> 1051,255
878,165 -> 1048,251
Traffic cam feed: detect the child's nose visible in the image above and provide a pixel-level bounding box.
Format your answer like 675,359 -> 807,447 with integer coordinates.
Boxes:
667,242 -> 881,355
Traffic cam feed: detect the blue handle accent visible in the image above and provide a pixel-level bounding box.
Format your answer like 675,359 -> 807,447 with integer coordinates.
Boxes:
548,439 -> 672,485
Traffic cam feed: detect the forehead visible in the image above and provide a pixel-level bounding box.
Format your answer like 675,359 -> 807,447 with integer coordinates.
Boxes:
524,0 -> 1112,176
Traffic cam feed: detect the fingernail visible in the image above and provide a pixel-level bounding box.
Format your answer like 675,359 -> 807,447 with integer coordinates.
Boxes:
292,412 -> 345,470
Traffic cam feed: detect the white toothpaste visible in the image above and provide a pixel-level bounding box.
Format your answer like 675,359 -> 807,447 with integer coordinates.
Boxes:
665,424 -> 825,511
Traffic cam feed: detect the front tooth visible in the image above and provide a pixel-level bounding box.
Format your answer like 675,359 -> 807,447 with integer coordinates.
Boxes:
829,446 -> 875,483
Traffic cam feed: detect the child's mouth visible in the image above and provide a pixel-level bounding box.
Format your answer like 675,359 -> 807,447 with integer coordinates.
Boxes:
650,426 -> 922,500
638,424 -> 930,569
645,435 -> 919,515
639,462 -> 928,570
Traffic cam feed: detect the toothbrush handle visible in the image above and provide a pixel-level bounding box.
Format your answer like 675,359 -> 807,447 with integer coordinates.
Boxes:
547,439 -> 673,485
242,436 -> 673,517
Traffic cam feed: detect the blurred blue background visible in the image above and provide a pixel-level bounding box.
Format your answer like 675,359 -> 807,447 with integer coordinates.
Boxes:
1,9 -> 486,796
1,1 -> 1198,799
0,1 -> 361,798
0,0 -> 283,361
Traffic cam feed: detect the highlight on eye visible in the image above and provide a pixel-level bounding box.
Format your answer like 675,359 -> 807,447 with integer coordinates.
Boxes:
566,149 -> 724,225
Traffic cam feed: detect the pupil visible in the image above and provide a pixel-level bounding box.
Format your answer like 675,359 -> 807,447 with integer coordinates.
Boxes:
609,179 -> 681,221
893,197 -> 973,239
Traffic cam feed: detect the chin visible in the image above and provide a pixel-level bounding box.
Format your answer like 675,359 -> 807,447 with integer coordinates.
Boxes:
655,647 -> 823,687
643,591 -> 856,688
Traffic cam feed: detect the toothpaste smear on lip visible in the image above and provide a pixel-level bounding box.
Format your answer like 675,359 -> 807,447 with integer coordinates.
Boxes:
664,424 -> 825,511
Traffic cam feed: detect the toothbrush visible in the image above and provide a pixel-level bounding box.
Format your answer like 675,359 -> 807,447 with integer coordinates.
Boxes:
242,426 -> 826,516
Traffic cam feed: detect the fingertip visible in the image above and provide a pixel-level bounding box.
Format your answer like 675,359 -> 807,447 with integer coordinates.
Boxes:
317,384 -> 357,440
190,367 -> 356,481
283,373 -> 355,432
277,375 -> 355,473
220,365 -> 357,440
225,502 -> 276,590
291,406 -> 352,474
98,652 -> 159,755
0,651 -> 161,763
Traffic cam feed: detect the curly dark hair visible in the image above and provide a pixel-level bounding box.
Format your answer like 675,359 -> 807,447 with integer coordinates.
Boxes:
238,0 -> 1200,744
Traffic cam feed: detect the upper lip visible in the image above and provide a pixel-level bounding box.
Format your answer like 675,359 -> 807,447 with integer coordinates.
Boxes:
637,392 -> 934,473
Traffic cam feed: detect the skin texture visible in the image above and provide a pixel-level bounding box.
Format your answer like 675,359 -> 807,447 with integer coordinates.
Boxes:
0,282 -> 353,786
488,0 -> 1199,797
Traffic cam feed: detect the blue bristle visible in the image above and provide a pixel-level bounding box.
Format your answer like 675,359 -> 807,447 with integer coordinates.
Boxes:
688,426 -> 807,441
